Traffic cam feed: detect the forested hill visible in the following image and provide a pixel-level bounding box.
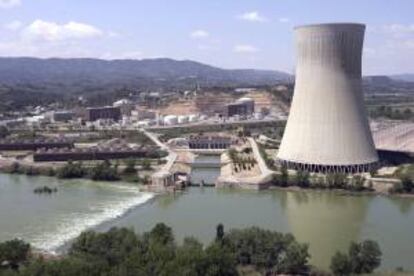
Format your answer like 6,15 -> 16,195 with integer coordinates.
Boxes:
0,57 -> 290,91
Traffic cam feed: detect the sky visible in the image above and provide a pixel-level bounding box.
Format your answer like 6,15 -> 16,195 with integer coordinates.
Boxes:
0,0 -> 413,75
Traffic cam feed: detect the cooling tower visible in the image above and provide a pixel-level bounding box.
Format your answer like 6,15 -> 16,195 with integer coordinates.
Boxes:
277,23 -> 378,173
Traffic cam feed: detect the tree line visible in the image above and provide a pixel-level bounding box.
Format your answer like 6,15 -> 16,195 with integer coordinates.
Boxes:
0,223 -> 383,276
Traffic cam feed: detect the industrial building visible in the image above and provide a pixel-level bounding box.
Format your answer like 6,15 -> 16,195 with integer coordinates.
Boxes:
85,106 -> 121,122
277,23 -> 379,173
188,136 -> 233,149
226,97 -> 255,117
0,138 -> 74,151
52,111 -> 74,122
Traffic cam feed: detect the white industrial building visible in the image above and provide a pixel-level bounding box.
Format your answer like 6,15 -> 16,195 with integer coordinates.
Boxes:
277,23 -> 378,173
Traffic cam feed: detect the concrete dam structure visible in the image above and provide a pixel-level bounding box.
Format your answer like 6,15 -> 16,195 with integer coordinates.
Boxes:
277,23 -> 379,173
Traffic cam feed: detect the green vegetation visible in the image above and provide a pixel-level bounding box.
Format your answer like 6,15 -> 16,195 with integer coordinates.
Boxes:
89,160 -> 120,181
0,224 -> 312,276
0,224 -> 386,275
257,143 -> 276,170
271,170 -> 373,193
330,240 -> 382,275
390,164 -> 414,194
142,159 -> 152,170
57,161 -> 87,179
0,239 -> 30,271
157,121 -> 285,142
370,105 -> 414,121
123,158 -> 137,174
227,148 -> 257,173
33,186 -> 57,194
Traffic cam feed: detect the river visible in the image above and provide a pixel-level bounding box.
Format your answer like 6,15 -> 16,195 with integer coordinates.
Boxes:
1,171 -> 414,270
0,174 -> 154,253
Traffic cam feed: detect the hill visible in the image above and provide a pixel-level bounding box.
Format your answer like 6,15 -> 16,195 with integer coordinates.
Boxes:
0,57 -> 290,91
390,74 -> 414,82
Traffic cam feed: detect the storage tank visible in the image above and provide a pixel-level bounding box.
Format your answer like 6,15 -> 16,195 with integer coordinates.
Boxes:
177,115 -> 189,124
188,114 -> 199,123
163,115 -> 178,125
277,23 -> 378,174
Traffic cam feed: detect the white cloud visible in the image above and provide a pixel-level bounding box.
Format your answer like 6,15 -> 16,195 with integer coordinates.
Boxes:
197,44 -> 219,51
190,29 -> 210,39
233,44 -> 259,53
278,17 -> 290,23
4,20 -> 22,31
238,11 -> 267,23
383,24 -> 414,34
23,20 -> 103,41
0,0 -> 20,8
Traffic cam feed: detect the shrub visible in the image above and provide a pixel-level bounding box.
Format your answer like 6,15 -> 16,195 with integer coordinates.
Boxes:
330,240 -> 382,275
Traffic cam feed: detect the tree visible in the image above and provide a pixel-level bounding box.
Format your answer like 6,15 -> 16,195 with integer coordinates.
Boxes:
278,242 -> 310,275
123,158 -> 137,174
0,239 -> 30,269
57,161 -> 86,179
401,176 -> 413,193
274,164 -> 289,187
204,243 -> 238,276
295,170 -> 310,188
330,252 -> 352,276
147,223 -> 174,246
142,159 -> 152,170
215,224 -> 224,242
330,240 -> 382,275
349,240 -> 382,274
89,161 -> 120,181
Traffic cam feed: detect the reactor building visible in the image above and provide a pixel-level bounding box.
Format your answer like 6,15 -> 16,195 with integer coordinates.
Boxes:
277,23 -> 379,173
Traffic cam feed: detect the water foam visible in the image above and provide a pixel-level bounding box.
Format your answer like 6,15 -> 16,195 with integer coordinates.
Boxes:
30,188 -> 154,253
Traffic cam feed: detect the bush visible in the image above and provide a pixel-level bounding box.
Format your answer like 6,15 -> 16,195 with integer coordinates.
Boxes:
57,161 -> 86,179
142,159 -> 152,170
330,240 -> 382,275
295,170 -> 310,188
123,158 -> 137,174
401,176 -> 413,193
0,239 -> 30,269
89,161 -> 120,181
226,227 -> 310,274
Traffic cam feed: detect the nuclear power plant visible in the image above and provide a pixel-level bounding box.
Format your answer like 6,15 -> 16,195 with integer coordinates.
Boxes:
277,23 -> 379,173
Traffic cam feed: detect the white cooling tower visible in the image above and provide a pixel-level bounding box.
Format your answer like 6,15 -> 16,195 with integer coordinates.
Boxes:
277,23 -> 378,173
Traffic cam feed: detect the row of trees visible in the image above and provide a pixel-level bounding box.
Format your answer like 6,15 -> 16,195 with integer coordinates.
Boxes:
370,105 -> 413,121
5,159 -> 155,184
0,223 -> 384,275
57,159 -> 153,182
272,167 -> 370,192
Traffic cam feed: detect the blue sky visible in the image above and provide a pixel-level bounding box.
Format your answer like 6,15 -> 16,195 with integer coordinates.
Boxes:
0,0 -> 413,75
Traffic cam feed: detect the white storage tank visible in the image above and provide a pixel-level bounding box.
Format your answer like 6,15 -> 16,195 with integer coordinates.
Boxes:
188,114 -> 199,123
178,115 -> 189,124
164,115 -> 178,125
254,112 -> 264,120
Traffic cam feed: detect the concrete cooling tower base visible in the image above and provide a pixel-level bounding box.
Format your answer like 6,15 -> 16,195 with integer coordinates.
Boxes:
278,160 -> 378,174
